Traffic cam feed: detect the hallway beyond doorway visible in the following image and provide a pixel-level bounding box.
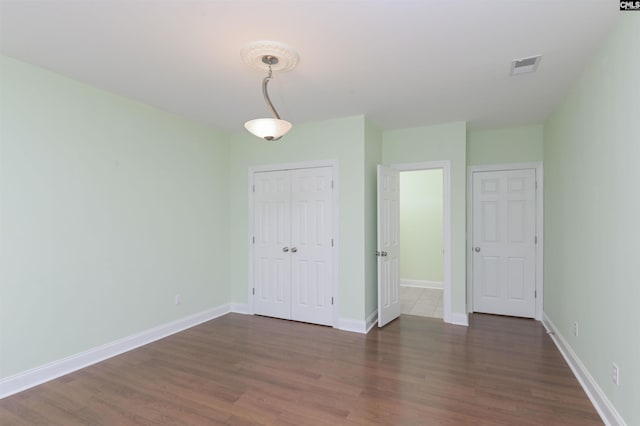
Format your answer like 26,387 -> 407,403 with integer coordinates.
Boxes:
400,286 -> 443,318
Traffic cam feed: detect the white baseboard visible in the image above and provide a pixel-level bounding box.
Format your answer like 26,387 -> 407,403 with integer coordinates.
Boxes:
400,279 -> 443,289
542,313 -> 625,426
338,310 -> 379,334
0,304 -> 232,399
337,317 -> 367,334
230,303 -> 251,314
365,310 -> 378,333
448,312 -> 469,326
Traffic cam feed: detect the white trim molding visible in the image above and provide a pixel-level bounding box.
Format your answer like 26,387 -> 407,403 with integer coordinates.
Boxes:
0,304 -> 233,399
467,162 -> 544,320
542,313 -> 626,426
365,310 -> 378,333
449,312 -> 469,326
335,311 -> 378,334
230,303 -> 251,314
337,317 -> 368,334
400,279 -> 443,289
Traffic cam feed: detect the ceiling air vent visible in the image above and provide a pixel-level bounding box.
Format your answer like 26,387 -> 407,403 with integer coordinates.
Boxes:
510,55 -> 542,76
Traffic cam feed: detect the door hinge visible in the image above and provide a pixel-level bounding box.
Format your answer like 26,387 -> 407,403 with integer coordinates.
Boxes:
252,236 -> 255,244
331,297 -> 334,305
252,288 -> 255,295
331,180 -> 334,189
331,238 -> 334,247
252,184 -> 255,192
535,236 -> 537,244
535,290 -> 537,298
535,181 -> 537,189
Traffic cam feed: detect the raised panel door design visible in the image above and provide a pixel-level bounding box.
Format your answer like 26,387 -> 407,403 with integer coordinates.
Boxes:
291,167 -> 333,326
472,169 -> 536,318
481,200 -> 499,242
507,257 -> 526,300
507,200 -> 525,243
253,167 -> 333,326
481,256 -> 499,298
378,165 -> 401,327
253,171 -> 292,320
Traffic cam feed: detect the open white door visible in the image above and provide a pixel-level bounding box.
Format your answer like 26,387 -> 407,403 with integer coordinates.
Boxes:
377,165 -> 401,327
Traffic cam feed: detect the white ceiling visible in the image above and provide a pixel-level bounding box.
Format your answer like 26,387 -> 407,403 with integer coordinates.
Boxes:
0,0 -> 620,133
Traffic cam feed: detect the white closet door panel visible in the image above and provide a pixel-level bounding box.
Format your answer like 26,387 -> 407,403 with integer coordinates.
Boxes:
253,170 -> 292,320
290,167 -> 333,325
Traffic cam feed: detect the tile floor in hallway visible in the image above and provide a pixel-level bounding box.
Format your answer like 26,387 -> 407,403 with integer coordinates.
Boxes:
400,286 -> 443,318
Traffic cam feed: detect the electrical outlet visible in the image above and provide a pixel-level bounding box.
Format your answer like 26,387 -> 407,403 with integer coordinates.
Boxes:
175,294 -> 182,305
573,321 -> 579,337
612,363 -> 619,385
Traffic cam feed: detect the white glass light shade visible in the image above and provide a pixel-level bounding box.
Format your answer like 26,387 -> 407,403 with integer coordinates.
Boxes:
244,118 -> 292,141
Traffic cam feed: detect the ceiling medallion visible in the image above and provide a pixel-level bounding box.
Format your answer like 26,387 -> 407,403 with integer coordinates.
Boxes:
241,40 -> 299,72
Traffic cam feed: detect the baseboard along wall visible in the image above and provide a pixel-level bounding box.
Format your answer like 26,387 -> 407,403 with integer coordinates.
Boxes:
0,304 -> 379,398
0,304 -> 245,399
542,313 -> 626,426
336,317 -> 368,334
400,279 -> 443,289
10,304 -> 611,424
365,310 -> 378,333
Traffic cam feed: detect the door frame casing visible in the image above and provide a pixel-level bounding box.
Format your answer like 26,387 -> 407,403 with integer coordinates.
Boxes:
390,161 -> 452,324
466,162 -> 544,320
248,160 -> 340,328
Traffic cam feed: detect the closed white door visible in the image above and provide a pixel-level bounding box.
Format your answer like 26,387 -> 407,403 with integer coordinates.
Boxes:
377,165 -> 401,327
253,167 -> 333,325
253,170 -> 292,320
472,169 -> 536,318
291,167 -> 333,325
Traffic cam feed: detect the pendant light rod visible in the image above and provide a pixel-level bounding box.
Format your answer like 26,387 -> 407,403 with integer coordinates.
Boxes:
242,48 -> 294,142
261,56 -> 281,120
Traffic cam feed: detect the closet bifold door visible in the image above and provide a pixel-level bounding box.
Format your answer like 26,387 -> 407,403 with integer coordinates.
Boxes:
290,167 -> 333,326
253,166 -> 334,326
253,170 -> 292,320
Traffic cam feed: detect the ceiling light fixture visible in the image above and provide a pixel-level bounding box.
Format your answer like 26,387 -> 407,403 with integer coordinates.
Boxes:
241,41 -> 299,141
244,56 -> 291,141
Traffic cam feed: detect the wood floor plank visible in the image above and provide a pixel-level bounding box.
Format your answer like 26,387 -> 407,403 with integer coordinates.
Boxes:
0,313 -> 602,425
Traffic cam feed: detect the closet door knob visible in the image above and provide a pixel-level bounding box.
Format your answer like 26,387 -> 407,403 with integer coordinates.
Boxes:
283,247 -> 289,252
291,247 -> 298,253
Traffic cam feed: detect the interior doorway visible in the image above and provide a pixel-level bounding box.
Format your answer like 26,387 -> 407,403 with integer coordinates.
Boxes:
377,160 -> 452,327
398,169 -> 444,319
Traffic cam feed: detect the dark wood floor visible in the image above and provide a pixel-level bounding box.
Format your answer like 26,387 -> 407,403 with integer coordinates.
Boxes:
0,313 -> 601,425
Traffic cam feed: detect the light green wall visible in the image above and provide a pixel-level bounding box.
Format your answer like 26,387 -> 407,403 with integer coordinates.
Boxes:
0,56 -> 230,378
227,115 -> 369,322
382,122 -> 467,316
8,20 -> 636,423
467,124 -> 543,165
364,120 -> 383,319
400,170 -> 443,283
544,16 -> 639,426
